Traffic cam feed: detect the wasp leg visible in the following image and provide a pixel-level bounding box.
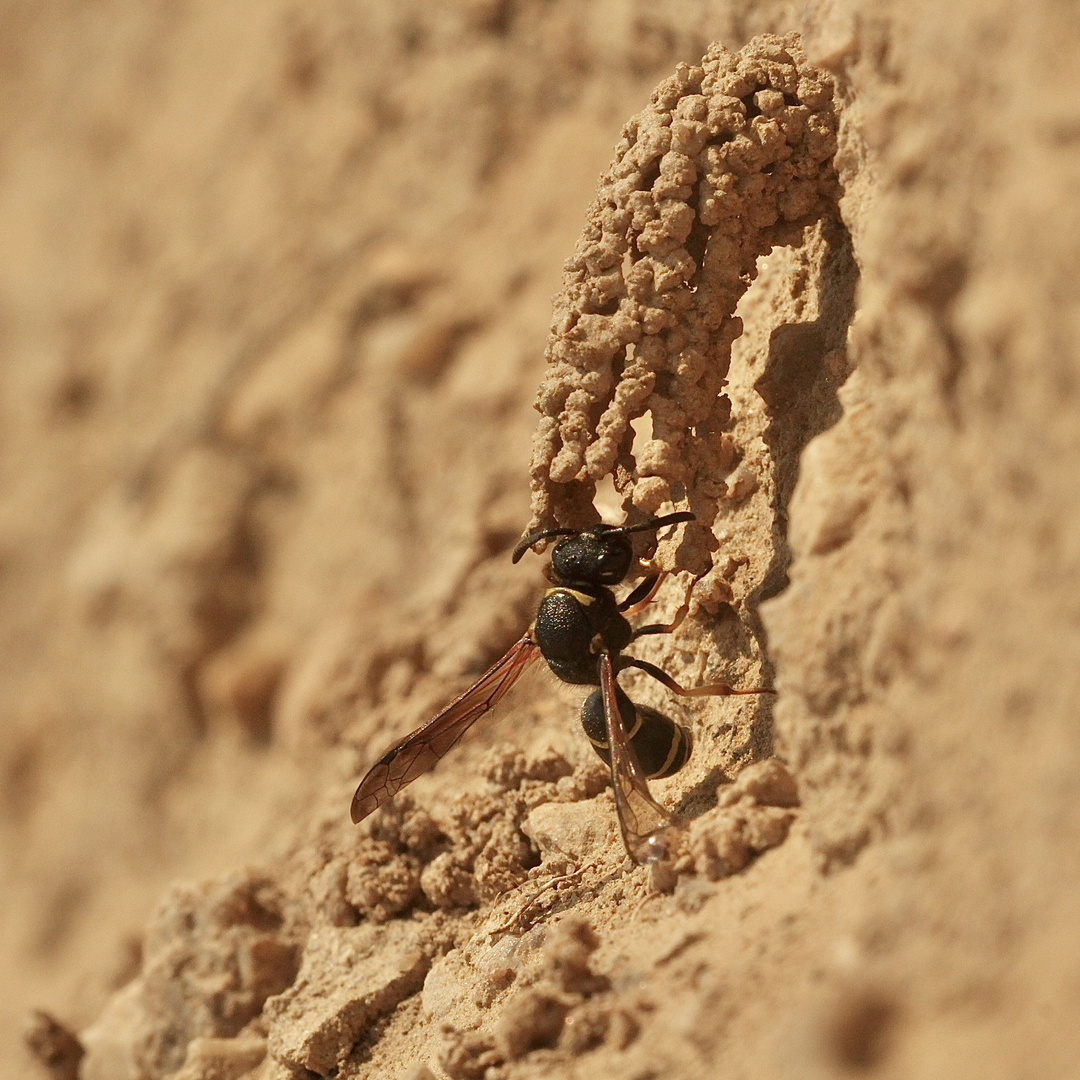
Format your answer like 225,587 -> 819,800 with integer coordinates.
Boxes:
629,576 -> 695,638
621,656 -> 770,697
619,571 -> 665,614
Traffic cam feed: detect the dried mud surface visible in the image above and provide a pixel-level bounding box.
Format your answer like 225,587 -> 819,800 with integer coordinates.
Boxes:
4,4 -> 1080,1080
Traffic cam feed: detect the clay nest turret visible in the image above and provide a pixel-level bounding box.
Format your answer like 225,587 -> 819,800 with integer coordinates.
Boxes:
528,33 -> 839,585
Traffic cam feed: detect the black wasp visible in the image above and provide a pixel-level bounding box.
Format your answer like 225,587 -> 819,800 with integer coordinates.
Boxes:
350,512 -> 766,864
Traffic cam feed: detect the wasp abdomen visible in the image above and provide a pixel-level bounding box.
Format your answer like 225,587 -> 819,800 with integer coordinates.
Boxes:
580,687 -> 690,779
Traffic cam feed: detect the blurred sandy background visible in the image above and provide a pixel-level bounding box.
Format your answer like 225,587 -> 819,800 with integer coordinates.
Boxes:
3,2 -> 1080,1078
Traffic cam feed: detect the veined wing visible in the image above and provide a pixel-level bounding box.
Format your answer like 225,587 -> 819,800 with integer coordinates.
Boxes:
350,633 -> 541,823
599,652 -> 680,865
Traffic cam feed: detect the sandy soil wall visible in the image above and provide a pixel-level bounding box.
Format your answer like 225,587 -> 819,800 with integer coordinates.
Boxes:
3,2 -> 1079,1078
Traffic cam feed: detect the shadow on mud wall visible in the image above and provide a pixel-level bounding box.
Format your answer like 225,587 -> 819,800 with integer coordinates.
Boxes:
723,215 -> 858,763
755,215 -> 859,607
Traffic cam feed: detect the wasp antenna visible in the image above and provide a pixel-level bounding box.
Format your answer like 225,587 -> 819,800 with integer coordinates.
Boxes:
511,526 -> 578,564
615,511 -> 695,538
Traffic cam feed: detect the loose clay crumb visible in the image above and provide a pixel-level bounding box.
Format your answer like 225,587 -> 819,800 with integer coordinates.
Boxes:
441,916 -> 627,1077
23,1011 -> 84,1080
683,758 -> 800,880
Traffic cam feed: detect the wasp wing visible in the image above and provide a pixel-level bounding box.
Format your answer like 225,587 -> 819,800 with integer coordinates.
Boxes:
599,652 -> 680,865
350,633 -> 541,823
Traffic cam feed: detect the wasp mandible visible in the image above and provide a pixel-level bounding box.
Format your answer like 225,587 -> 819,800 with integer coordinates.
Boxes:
350,512 -> 767,864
